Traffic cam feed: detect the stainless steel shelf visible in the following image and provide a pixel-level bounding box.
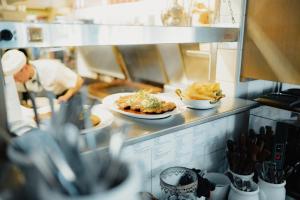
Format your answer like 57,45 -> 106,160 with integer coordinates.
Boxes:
0,22 -> 239,48
81,97 -> 258,153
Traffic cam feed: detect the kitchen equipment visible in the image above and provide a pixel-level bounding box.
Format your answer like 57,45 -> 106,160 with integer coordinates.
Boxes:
204,172 -> 231,200
101,123 -> 129,189
241,0 -> 300,85
160,167 -> 198,200
88,80 -> 162,100
258,177 -> 286,200
255,92 -> 300,113
228,182 -> 262,200
102,92 -> 185,119
272,122 -> 288,171
7,129 -> 79,196
39,161 -> 142,200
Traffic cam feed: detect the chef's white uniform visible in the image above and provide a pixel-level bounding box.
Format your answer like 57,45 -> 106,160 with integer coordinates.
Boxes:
17,59 -> 78,96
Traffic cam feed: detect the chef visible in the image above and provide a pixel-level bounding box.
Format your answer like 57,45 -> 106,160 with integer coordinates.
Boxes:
1,49 -> 84,103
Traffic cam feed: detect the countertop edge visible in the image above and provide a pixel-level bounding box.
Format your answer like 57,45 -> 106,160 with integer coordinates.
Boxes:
82,98 -> 258,155
124,101 -> 258,146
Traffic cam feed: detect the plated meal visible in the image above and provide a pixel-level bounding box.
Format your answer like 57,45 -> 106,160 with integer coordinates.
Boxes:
176,82 -> 225,109
103,91 -> 183,119
116,90 -> 176,114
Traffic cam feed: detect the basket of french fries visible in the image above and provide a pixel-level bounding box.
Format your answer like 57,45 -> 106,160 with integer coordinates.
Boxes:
175,82 -> 225,109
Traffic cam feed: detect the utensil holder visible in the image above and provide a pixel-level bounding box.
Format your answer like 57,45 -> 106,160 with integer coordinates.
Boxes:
228,169 -> 254,182
228,182 -> 261,200
204,172 -> 231,200
258,178 -> 286,200
38,161 -> 142,200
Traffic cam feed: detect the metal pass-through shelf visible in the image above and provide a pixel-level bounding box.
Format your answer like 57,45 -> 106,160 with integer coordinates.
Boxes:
0,22 -> 239,48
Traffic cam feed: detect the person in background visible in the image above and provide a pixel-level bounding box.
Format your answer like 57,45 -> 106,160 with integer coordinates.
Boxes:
1,49 -> 84,103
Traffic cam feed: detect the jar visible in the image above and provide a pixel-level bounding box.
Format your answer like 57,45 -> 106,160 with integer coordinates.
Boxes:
160,167 -> 198,200
161,0 -> 192,26
258,178 -> 286,200
228,182 -> 260,200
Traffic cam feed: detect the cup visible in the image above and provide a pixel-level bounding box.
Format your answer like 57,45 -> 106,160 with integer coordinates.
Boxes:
258,178 -> 286,200
204,172 -> 231,200
228,182 -> 260,200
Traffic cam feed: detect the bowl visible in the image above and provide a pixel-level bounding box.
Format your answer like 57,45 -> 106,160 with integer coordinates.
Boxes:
182,98 -> 221,109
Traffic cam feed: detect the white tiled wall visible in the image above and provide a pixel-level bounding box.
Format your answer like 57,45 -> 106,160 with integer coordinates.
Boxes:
120,112 -> 249,197
249,106 -> 299,134
216,0 -> 245,97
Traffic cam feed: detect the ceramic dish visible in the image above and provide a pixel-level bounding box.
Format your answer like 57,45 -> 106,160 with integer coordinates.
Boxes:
182,98 -> 221,109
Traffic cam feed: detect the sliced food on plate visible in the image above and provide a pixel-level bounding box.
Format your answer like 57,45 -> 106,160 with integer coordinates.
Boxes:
116,90 -> 176,114
103,90 -> 183,119
176,82 -> 225,109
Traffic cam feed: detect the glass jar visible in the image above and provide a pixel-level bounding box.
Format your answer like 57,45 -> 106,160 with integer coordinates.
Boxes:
161,0 -> 193,26
160,167 -> 198,200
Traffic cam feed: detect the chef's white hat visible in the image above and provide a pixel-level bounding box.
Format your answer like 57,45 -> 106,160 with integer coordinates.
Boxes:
1,49 -> 26,76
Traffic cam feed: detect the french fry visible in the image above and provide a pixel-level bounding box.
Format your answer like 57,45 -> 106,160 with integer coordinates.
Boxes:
183,82 -> 225,100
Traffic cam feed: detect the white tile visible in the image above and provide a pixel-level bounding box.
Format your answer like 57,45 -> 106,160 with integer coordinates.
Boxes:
251,106 -> 293,121
218,81 -> 236,97
151,173 -> 161,198
247,80 -> 266,99
174,128 -> 194,166
151,134 -> 176,171
216,49 -> 238,82
249,115 -> 276,134
218,42 -> 238,50
122,141 -> 153,192
226,112 -> 249,140
204,150 -> 227,171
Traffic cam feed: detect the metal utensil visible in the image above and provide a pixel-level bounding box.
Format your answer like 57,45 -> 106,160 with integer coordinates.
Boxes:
27,92 -> 40,128
100,123 -> 130,189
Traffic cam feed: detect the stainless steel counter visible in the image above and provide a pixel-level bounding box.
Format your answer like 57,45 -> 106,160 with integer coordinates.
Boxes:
81,97 -> 257,153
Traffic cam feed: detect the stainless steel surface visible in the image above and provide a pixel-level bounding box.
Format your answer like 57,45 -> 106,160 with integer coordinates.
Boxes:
82,97 -> 257,153
0,22 -> 239,48
157,44 -> 186,83
118,45 -> 168,84
77,46 -> 125,79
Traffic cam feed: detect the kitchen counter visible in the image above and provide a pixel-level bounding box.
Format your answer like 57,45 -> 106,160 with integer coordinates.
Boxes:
81,97 -> 258,153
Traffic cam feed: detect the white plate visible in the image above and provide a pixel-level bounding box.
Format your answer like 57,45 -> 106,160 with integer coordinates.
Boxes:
102,93 -> 185,119
22,104 -> 114,133
80,104 -> 114,134
182,98 -> 221,109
